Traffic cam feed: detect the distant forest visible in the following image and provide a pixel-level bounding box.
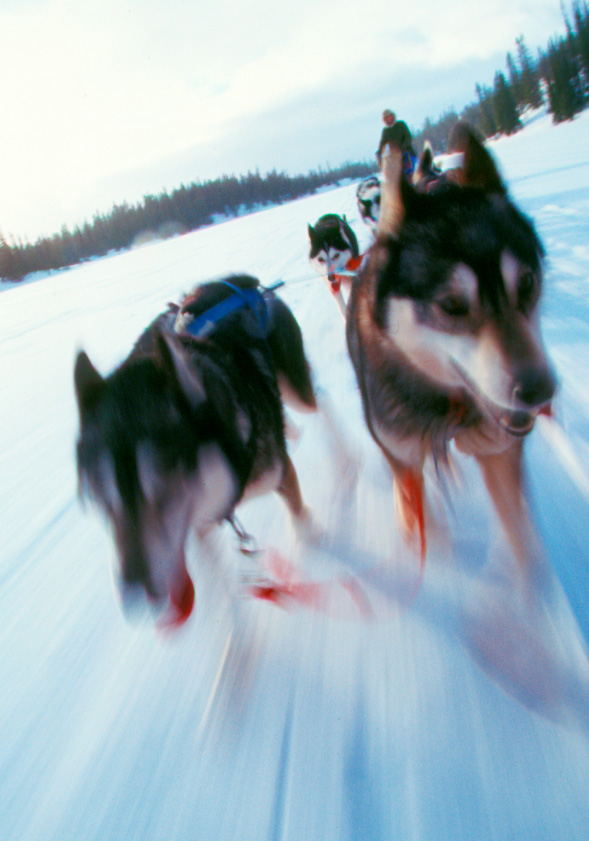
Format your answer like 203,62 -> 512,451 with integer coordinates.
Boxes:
2,0 -> 589,282
413,0 -> 589,153
0,162 -> 375,282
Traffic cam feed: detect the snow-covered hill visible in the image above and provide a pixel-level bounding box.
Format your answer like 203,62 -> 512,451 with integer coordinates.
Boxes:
2,109 -> 589,841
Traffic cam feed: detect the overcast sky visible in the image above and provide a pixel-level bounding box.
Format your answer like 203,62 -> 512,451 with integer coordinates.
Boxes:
0,0 -> 566,241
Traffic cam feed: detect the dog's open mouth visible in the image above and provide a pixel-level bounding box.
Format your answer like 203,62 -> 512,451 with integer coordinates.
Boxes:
496,408 -> 536,437
452,362 -> 540,438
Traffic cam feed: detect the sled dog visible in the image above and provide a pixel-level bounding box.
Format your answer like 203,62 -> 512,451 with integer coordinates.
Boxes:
346,131 -> 556,577
356,175 -> 381,232
308,213 -> 360,318
74,275 -> 316,627
414,122 -> 474,195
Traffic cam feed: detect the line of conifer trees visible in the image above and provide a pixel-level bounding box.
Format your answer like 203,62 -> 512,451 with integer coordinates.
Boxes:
3,0 -> 589,283
0,161 -> 374,282
413,1 -> 589,154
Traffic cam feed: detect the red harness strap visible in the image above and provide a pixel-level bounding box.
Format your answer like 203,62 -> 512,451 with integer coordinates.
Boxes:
346,255 -> 363,272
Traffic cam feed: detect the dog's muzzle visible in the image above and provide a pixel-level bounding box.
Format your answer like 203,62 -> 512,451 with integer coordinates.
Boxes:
328,274 -> 342,293
452,361 -> 556,438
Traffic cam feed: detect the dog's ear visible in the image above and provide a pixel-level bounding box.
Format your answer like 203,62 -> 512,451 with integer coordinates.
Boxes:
377,144 -> 405,238
74,350 -> 104,414
156,332 -> 205,410
308,223 -> 315,242
418,142 -> 433,177
462,131 -> 506,195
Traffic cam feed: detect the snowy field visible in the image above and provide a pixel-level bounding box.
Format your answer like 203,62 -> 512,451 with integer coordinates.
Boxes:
2,109 -> 589,841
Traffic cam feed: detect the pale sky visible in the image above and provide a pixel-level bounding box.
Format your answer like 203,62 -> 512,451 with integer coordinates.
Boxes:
0,0 -> 566,241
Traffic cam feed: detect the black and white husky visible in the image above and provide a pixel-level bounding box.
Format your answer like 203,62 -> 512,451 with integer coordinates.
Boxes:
74,275 -> 317,628
308,213 -> 360,318
346,131 -> 556,578
356,175 -> 381,232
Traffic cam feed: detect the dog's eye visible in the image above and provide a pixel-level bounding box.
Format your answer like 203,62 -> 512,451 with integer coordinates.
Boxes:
518,271 -> 536,306
317,255 -> 326,263
438,295 -> 470,317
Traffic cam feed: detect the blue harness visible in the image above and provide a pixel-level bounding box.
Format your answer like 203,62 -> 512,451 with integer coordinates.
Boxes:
183,280 -> 283,339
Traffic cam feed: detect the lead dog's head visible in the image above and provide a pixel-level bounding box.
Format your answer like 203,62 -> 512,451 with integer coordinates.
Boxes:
73,334 -> 237,628
369,132 -> 556,435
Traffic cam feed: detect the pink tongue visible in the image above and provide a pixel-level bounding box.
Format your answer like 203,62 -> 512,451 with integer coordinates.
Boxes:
157,571 -> 195,630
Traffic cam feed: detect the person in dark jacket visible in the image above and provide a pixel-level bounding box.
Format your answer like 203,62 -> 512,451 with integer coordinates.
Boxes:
376,109 -> 416,177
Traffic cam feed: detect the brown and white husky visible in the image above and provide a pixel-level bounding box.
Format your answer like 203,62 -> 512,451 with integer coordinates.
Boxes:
346,131 -> 556,579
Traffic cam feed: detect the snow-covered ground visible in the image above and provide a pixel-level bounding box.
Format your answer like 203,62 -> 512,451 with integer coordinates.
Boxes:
2,109 -> 589,841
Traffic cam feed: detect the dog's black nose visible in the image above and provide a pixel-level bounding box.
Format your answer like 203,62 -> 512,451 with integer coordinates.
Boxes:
514,365 -> 556,408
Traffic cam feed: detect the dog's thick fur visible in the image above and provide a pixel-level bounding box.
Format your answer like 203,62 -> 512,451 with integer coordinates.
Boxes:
346,132 -> 556,576
308,213 -> 360,317
74,275 -> 316,627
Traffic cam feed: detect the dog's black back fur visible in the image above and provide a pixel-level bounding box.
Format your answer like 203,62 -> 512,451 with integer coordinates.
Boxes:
178,275 -> 315,409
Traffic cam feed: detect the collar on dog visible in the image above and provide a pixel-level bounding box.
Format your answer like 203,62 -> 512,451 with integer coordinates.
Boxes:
184,280 -> 283,338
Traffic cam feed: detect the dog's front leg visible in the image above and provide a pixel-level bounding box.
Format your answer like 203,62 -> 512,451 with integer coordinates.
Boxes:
332,288 -> 347,319
475,441 -> 543,584
277,454 -> 324,546
381,450 -> 426,566
277,454 -> 309,520
323,278 -> 347,319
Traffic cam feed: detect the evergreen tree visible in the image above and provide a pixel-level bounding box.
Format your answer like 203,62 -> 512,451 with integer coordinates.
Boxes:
0,232 -> 16,280
493,72 -> 521,134
542,35 -> 585,120
506,51 -> 523,110
475,84 -> 498,136
572,1 -> 589,84
516,36 -> 544,108
562,0 -> 588,103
